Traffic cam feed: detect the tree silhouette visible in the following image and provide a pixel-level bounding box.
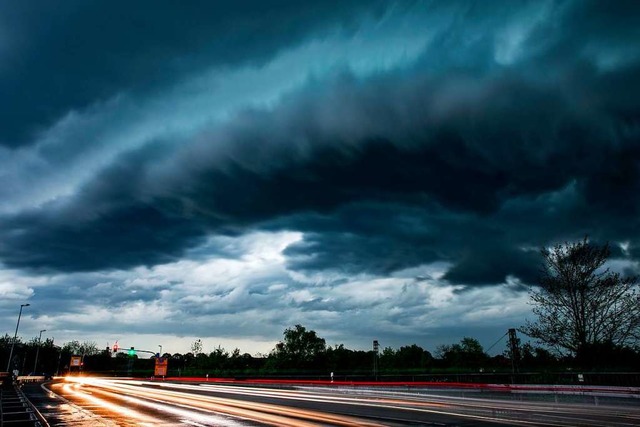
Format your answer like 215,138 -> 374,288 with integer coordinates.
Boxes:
437,337 -> 487,369
61,340 -> 100,356
521,238 -> 640,360
272,324 -> 326,369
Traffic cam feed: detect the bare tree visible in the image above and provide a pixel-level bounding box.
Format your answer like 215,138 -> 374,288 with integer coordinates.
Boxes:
62,340 -> 100,356
521,238 -> 640,357
190,339 -> 202,355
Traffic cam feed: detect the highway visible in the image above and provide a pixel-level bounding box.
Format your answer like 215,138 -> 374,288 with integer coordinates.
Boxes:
26,377 -> 640,426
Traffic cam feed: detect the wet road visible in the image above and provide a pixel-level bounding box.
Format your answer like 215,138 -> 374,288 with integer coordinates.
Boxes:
22,378 -> 640,426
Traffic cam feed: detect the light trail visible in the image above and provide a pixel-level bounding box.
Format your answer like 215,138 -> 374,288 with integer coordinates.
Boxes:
49,377 -> 640,427
153,382 -> 539,425
60,377 -> 387,426
94,380 -> 551,425
57,382 -> 159,425
63,384 -> 263,427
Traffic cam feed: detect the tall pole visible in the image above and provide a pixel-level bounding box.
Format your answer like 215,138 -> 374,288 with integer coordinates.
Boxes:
33,329 -> 47,374
6,303 -> 30,372
508,328 -> 519,373
373,340 -> 379,381
508,328 -> 519,384
159,345 -> 163,357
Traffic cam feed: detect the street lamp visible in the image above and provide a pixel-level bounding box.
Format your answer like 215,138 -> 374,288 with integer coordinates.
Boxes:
6,303 -> 30,372
33,329 -> 47,374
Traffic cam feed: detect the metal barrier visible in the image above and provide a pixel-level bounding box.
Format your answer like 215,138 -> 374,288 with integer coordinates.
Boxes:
0,373 -> 49,427
15,377 -> 46,384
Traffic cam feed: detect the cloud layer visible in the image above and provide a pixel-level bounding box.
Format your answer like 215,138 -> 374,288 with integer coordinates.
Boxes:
1,0 -> 639,353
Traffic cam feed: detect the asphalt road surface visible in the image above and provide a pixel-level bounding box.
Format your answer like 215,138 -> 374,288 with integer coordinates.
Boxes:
22,378 -> 640,426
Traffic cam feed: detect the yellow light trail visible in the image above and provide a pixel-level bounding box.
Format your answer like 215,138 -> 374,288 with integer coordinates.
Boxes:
56,377 -> 640,427
63,377 -> 386,426
58,382 -> 159,425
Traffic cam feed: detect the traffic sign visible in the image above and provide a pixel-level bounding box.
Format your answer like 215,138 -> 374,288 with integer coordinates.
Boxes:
154,357 -> 168,376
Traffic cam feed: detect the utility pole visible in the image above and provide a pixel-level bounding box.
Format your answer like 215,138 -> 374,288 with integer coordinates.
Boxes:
7,303 -> 30,372
33,329 -> 47,374
508,328 -> 520,380
373,340 -> 379,381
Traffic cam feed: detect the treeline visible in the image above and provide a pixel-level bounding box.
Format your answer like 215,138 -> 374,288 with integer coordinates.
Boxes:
4,324 -> 640,380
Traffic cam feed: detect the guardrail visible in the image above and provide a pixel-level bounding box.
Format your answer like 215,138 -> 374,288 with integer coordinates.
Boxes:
1,381 -> 48,426
16,376 -> 47,383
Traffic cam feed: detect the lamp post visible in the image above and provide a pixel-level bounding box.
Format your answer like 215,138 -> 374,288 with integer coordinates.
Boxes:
32,329 -> 47,374
6,303 -> 30,372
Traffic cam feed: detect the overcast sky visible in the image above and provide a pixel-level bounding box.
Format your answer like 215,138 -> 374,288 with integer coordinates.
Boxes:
1,0 -> 639,357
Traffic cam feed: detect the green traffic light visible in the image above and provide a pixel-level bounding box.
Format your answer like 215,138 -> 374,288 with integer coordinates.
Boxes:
128,347 -> 136,356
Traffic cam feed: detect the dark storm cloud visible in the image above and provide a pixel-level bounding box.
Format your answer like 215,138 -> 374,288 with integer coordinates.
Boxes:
442,246 -> 540,286
1,0 -> 640,287
0,0 -> 380,147
281,203 -> 541,285
32,276 -> 171,315
0,142 -> 207,271
0,202 -> 204,271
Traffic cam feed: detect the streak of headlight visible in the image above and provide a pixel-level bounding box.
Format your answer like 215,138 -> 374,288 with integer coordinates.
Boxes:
161,382 -> 549,426
182,383 -> 578,426
158,381 -> 449,410
120,380 -> 450,412
60,383 -> 159,424
130,381 -> 532,425
49,382 -> 117,427
80,379 -> 385,427
66,379 -> 326,426
77,387 -> 250,427
90,385 -> 321,427
71,378 -> 573,426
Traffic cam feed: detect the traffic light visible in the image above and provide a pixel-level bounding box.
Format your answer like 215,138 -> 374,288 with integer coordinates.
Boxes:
113,342 -> 119,353
128,347 -> 136,356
